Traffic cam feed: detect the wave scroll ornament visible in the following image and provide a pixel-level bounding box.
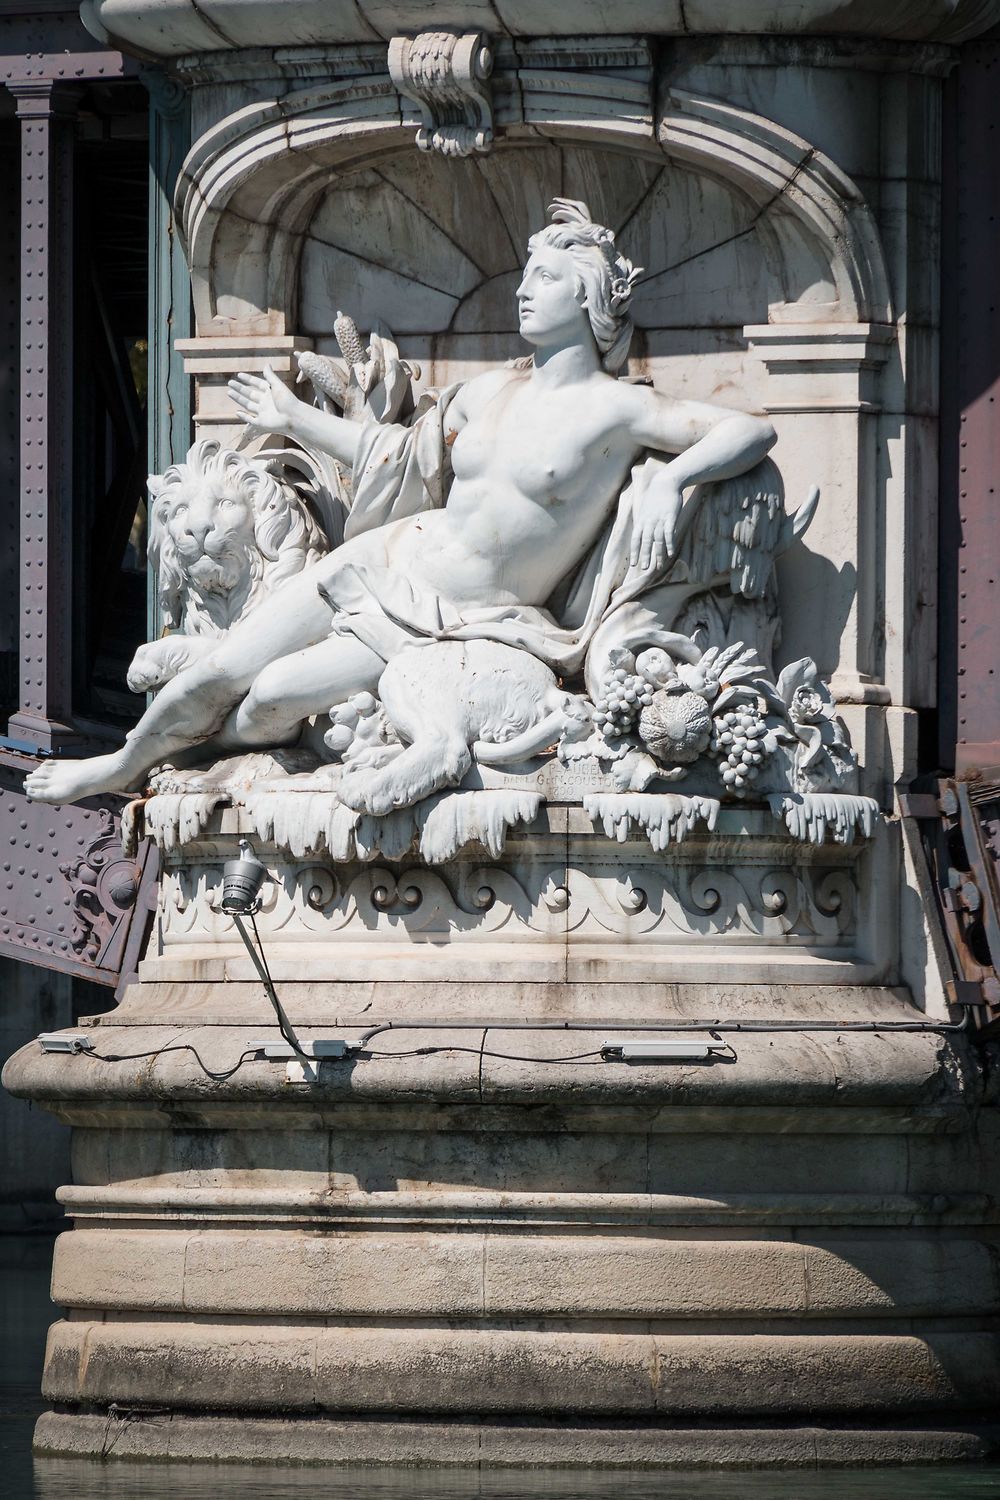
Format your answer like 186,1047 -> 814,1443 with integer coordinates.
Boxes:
158,841 -> 859,953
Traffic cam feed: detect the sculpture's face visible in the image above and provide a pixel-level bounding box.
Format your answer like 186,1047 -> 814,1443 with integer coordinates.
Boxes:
516,245 -> 588,347
157,480 -> 256,594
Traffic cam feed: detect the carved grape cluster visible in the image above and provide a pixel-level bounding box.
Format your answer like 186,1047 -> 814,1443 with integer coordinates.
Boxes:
709,704 -> 770,796
594,667 -> 654,737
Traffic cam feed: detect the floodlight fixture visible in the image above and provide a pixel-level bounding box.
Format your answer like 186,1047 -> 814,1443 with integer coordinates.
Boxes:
37,1032 -> 95,1055
221,838 -> 267,915
600,1039 -> 731,1063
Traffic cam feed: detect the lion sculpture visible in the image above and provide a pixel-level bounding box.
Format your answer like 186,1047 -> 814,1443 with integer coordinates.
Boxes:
127,438 -> 327,693
329,639 -> 593,816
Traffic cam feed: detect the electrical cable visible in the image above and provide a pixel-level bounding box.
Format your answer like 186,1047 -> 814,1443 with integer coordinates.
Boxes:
233,907 -> 308,1058
65,883 -> 971,1083
358,1045 -> 609,1064
356,1013 -> 971,1045
79,1043 -> 260,1083
70,1009 -> 969,1084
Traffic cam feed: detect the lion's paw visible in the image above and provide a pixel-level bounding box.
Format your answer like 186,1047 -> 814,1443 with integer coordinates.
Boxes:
126,642 -> 173,693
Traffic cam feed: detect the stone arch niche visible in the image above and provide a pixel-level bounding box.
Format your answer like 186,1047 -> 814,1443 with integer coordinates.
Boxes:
177,81 -> 890,337
175,73 -> 894,704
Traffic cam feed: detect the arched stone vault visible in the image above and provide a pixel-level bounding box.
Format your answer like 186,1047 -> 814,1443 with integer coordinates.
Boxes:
175,76 -> 892,337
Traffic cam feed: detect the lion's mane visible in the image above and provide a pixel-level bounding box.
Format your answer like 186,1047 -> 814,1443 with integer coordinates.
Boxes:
148,438 -> 327,637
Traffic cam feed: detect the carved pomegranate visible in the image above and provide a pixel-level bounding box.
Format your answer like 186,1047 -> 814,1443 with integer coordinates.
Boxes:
637,689 -> 712,764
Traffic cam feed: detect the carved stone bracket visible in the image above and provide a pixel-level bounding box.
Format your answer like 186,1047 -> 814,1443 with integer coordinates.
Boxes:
388,31 -> 494,158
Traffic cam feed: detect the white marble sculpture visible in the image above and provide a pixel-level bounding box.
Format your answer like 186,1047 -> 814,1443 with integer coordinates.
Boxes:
25,198 -> 867,850
125,438 -> 328,693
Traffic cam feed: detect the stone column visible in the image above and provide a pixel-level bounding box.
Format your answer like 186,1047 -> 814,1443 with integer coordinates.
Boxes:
142,67 -> 192,644
174,335 -> 312,448
6,81 -> 82,753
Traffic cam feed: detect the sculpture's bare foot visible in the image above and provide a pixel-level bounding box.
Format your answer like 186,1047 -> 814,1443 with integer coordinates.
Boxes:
24,751 -> 139,806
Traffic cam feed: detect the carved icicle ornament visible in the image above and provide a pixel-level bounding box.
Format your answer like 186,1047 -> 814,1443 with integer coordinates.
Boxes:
388,31 -> 494,158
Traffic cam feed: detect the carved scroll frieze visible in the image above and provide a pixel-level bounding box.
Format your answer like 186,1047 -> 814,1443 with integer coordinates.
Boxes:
388,31 -> 494,158
157,842 -> 858,953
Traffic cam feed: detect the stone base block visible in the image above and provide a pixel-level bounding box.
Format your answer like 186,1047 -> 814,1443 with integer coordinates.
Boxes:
7,991 -> 998,1470
39,1322 -> 1000,1419
32,1410 -> 1000,1469
143,807 -> 895,986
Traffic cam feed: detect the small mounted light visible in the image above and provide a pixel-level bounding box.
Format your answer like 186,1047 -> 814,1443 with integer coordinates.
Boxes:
601,1039 -> 730,1063
249,1040 -> 360,1060
37,1032 -> 95,1055
221,838 -> 267,915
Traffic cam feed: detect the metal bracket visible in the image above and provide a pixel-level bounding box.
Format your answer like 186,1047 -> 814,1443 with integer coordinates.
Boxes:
897,792 -> 940,819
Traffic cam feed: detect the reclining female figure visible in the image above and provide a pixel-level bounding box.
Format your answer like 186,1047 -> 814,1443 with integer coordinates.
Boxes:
26,199 -> 775,807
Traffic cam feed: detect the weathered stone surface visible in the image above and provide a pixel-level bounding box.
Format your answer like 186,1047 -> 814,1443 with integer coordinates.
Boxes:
4,1015 -> 979,1114
41,1320 -> 1000,1415
31,1409 -> 1000,1468
85,0 -> 1000,58
50,1227 -> 1000,1320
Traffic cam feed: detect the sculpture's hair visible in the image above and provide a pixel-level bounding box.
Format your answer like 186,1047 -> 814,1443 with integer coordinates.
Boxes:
147,438 -> 325,634
527,198 -> 643,374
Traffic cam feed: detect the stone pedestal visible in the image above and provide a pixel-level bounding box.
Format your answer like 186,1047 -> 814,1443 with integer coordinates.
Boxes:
4,809 -> 1000,1466
6,984 -> 1000,1466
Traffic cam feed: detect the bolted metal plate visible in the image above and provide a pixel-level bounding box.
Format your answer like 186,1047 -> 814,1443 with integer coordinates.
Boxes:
0,750 -> 155,985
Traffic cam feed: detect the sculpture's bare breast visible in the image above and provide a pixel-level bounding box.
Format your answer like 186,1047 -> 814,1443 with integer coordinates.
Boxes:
367,371 -> 639,608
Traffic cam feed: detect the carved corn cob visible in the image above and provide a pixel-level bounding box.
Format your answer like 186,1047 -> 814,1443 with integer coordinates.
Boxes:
334,310 -> 366,367
295,351 -> 348,408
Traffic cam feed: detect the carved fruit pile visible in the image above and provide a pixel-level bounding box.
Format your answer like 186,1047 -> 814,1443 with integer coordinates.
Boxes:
594,668 -> 654,737
709,704 -> 769,796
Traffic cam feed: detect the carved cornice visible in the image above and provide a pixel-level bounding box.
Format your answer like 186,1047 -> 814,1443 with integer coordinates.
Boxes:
82,1 -> 1000,61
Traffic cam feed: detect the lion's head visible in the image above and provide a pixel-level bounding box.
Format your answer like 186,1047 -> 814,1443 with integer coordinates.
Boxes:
148,439 -> 327,636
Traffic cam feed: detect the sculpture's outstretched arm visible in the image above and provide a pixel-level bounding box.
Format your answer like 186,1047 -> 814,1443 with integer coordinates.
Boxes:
623,389 -> 776,571
228,365 -> 363,468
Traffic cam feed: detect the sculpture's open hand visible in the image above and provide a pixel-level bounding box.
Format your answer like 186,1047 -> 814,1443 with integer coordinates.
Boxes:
629,472 -> 685,571
228,364 -> 302,435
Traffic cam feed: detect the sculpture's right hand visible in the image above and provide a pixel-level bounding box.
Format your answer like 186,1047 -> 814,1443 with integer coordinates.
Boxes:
227,364 -> 300,434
